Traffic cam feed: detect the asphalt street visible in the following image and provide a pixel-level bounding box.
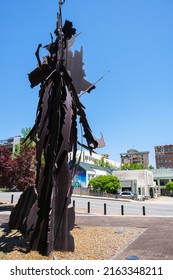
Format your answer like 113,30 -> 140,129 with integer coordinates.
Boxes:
1,192 -> 173,217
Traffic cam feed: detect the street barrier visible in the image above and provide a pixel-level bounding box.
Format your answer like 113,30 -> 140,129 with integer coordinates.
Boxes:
88,202 -> 90,213
104,203 -> 107,215
121,205 -> 124,215
72,200 -> 148,216
73,200 -> 75,210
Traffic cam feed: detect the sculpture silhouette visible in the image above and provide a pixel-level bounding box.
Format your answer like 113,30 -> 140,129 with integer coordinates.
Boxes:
9,0 -> 104,256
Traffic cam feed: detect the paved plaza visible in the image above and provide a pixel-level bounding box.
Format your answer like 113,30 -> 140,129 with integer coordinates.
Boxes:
75,214 -> 173,260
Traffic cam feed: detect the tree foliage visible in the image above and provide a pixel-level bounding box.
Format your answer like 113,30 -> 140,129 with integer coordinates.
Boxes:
99,157 -> 105,167
94,157 -> 113,169
121,162 -> 147,170
0,144 -> 36,191
165,181 -> 173,192
149,165 -> 154,169
0,148 -> 16,189
88,175 -> 121,194
21,127 -> 32,138
14,127 -> 34,155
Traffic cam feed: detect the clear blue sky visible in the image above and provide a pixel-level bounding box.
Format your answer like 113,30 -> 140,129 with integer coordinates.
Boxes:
0,0 -> 173,167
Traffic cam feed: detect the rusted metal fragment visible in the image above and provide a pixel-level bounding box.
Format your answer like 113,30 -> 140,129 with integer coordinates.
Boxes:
9,186 -> 37,232
28,64 -> 52,88
94,133 -> 106,148
67,47 -> 95,94
62,20 -> 76,40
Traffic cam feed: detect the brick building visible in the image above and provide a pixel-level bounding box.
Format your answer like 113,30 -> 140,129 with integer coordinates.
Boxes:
155,144 -> 173,169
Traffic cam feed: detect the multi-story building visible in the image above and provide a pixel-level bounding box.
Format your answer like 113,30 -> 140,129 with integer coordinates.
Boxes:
69,149 -> 121,169
155,144 -> 173,169
120,149 -> 149,168
0,136 -> 21,153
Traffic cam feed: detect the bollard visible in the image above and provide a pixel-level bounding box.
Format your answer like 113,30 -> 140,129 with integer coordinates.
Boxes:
11,194 -> 14,204
142,206 -> 146,216
104,203 -> 107,215
73,200 -> 75,210
121,205 -> 124,215
88,202 -> 90,213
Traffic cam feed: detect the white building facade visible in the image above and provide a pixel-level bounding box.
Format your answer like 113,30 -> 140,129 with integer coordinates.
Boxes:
69,149 -> 121,169
112,169 -> 156,197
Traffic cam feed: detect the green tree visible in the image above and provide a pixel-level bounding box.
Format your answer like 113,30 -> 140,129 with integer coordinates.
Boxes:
165,182 -> 173,193
14,127 -> 33,155
121,162 -> 146,170
105,161 -> 111,168
21,127 -> 32,138
88,175 -> 121,194
93,159 -> 99,165
99,157 -> 105,167
149,165 -> 154,169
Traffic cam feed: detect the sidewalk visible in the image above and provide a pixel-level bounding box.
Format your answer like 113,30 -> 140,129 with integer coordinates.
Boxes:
75,214 -> 173,260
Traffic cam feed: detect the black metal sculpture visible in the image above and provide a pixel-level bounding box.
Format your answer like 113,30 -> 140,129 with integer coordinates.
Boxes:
9,0 -> 104,256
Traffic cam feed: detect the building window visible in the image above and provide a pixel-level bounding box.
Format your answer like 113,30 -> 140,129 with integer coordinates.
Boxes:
88,174 -> 95,181
160,179 -> 169,186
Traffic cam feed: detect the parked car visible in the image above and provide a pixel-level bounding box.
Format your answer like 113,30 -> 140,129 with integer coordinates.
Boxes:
137,194 -> 145,201
118,191 -> 135,199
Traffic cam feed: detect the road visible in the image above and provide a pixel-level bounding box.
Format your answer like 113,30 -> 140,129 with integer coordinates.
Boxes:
72,196 -> 173,217
1,192 -> 173,217
0,192 -> 22,204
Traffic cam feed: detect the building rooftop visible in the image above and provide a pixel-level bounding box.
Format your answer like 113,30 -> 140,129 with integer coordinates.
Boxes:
151,168 -> 173,178
155,144 -> 173,147
79,162 -> 117,173
120,151 -> 149,156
